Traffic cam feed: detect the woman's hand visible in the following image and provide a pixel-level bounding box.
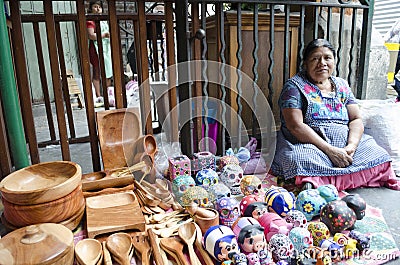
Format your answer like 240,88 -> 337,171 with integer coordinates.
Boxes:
326,146 -> 353,168
344,143 -> 357,157
102,32 -> 110,38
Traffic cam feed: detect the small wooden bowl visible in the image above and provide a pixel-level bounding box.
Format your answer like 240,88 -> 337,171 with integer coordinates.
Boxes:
193,208 -> 219,235
75,238 -> 103,265
2,184 -> 85,227
0,161 -> 82,205
82,171 -> 107,182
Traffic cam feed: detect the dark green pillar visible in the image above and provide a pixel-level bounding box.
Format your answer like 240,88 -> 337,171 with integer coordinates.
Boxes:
0,0 -> 29,169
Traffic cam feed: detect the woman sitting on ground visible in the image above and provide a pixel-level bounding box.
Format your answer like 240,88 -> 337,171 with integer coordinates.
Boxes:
271,39 -> 400,191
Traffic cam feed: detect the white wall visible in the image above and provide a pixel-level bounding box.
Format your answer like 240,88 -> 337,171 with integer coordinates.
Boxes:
372,0 -> 400,38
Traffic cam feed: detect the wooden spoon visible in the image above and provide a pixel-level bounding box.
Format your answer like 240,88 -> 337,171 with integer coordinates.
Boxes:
147,228 -> 165,265
75,238 -> 102,265
151,210 -> 183,223
160,218 -> 193,238
160,237 -> 188,265
106,232 -> 133,265
102,241 -> 113,265
178,222 -> 202,265
132,232 -> 152,265
193,222 -> 215,265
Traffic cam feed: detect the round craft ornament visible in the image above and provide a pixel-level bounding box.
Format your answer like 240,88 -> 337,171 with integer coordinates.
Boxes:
231,217 -> 266,254
265,186 -> 296,217
341,194 -> 366,220
220,164 -> 244,195
268,233 -> 294,262
284,210 -> 308,228
307,221 -> 330,247
215,196 -> 240,227
218,155 -> 240,171
295,188 -> 327,221
203,225 -> 240,262
195,168 -> 219,191
181,186 -> 212,208
171,175 -> 195,204
240,175 -> 263,196
239,194 -> 265,217
209,183 -> 231,205
320,200 -> 357,234
288,227 -> 313,253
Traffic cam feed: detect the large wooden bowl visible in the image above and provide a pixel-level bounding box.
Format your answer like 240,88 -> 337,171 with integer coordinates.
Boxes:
0,161 -> 82,205
2,184 -> 85,227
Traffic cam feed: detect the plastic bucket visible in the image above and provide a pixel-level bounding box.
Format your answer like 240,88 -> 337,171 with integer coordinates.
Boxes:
384,43 -> 400,84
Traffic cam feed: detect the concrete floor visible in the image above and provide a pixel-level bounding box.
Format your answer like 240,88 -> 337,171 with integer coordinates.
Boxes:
1,94 -> 400,264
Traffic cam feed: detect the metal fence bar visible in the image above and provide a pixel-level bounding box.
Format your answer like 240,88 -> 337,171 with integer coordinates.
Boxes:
218,3 -> 227,153
357,0 -> 374,99
313,5 -> 319,39
336,7 -> 344,76
267,5 -> 275,108
236,4 -> 243,147
298,5 -> 305,71
176,0 -> 194,156
251,3 -> 259,138
326,7 -> 332,43
348,8 -> 357,88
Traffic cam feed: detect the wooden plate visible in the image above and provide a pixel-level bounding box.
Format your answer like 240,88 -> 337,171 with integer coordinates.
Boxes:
96,108 -> 142,170
85,191 -> 145,238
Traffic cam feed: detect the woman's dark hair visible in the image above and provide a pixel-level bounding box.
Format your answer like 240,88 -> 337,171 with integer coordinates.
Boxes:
303,39 -> 336,61
88,1 -> 103,13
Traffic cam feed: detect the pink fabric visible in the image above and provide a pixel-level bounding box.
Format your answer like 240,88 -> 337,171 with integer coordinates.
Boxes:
295,162 -> 400,191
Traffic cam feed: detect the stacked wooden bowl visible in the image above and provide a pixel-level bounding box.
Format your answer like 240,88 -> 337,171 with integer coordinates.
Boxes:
0,161 -> 84,231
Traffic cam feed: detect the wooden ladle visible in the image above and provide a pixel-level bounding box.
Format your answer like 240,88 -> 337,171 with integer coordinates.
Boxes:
75,238 -> 103,265
160,237 -> 187,265
178,222 -> 202,265
106,232 -> 133,265
193,222 -> 215,265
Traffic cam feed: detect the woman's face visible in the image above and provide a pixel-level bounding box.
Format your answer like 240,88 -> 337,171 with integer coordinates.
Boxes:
304,47 -> 335,83
90,3 -> 102,14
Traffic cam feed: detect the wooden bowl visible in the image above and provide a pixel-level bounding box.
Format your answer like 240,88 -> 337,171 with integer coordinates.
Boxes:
0,161 -> 82,205
2,184 -> 85,227
75,238 -> 103,265
1,202 -> 85,232
192,208 -> 219,235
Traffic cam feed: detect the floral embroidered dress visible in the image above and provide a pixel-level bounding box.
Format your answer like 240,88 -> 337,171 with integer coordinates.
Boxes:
271,72 -> 399,190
